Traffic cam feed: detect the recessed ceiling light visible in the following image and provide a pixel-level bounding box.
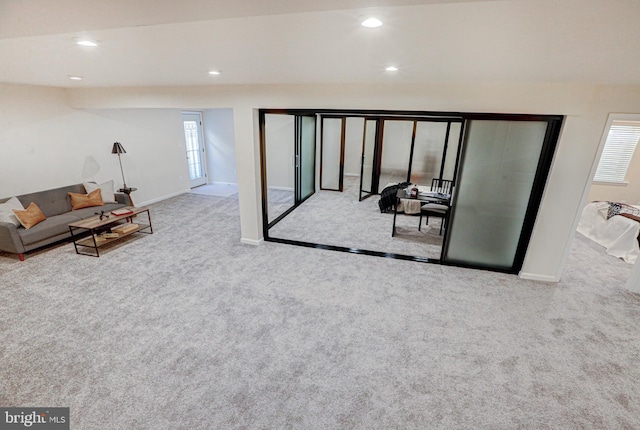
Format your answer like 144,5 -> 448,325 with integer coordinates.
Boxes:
76,39 -> 98,47
361,17 -> 383,28
385,66 -> 399,72
208,70 -> 221,75
68,76 -> 83,81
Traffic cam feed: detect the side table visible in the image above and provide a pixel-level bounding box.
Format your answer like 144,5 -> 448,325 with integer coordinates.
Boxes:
118,187 -> 138,207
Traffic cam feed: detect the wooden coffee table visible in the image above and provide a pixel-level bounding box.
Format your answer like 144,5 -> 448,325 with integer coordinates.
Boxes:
68,206 -> 153,257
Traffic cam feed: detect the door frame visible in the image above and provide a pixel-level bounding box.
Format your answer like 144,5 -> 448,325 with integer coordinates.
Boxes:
181,111 -> 208,188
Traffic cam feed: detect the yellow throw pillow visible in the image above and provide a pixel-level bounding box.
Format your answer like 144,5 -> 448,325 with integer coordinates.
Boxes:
12,202 -> 47,229
69,188 -> 104,210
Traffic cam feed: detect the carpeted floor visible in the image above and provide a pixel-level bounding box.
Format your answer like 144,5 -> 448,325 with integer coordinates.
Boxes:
269,177 -> 444,260
190,183 -> 238,197
1,192 -> 639,429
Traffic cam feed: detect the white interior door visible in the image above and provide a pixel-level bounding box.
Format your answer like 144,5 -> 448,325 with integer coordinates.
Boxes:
182,112 -> 207,188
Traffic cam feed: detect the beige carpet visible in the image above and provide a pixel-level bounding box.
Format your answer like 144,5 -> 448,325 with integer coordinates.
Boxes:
269,177 -> 444,260
1,192 -> 639,429
190,183 -> 238,197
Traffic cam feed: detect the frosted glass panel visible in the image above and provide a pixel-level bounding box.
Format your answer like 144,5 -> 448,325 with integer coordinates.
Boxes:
265,114 -> 295,223
410,121 -> 448,185
380,120 -> 413,186
321,118 -> 342,190
300,116 -> 316,200
445,120 -> 548,270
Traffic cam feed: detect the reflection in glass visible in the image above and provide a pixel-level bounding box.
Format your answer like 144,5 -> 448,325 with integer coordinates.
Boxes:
321,118 -> 342,190
264,114 -> 295,223
442,122 -> 462,181
300,116 -> 316,201
410,121 -> 448,185
360,120 -> 377,197
344,118 -> 365,177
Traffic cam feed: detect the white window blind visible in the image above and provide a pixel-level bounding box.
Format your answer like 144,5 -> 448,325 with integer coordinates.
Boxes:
594,120 -> 640,183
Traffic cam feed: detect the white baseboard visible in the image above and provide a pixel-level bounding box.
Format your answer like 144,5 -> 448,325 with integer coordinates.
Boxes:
519,272 -> 560,283
241,237 -> 264,246
268,186 -> 294,192
344,173 -> 359,177
212,181 -> 238,186
137,189 -> 190,207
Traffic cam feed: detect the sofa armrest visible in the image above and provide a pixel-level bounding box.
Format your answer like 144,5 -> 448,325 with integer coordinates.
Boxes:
115,192 -> 132,206
0,222 -> 25,254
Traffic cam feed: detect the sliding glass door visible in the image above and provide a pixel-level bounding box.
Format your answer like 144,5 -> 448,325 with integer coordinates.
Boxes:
260,108 -> 562,275
261,111 -> 316,228
264,114 -> 296,224
443,118 -> 560,272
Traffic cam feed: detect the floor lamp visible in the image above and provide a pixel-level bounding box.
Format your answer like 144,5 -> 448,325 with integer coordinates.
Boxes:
111,142 -> 137,206
111,142 -> 128,189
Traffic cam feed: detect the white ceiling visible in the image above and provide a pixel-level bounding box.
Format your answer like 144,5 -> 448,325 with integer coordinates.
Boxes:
1,0 -> 639,88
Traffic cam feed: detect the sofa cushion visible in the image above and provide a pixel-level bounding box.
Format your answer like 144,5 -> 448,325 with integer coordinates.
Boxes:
17,184 -> 85,217
69,189 -> 103,210
18,213 -> 80,246
0,196 -> 24,227
13,202 -> 47,229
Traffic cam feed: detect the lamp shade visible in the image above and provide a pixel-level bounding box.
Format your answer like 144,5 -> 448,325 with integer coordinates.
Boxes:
111,142 -> 126,154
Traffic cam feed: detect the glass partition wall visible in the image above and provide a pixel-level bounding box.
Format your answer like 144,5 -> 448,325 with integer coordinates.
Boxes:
361,117 -> 463,199
260,111 -> 316,229
263,114 -> 295,224
261,109 -> 562,274
444,117 -> 561,272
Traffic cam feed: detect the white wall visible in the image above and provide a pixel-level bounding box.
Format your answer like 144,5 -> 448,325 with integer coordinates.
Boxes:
59,82 -> 640,280
0,84 -> 83,197
202,108 -> 237,184
0,83 -> 189,205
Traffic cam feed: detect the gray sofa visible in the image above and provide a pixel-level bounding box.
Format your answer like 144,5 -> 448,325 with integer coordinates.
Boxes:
0,184 -> 131,261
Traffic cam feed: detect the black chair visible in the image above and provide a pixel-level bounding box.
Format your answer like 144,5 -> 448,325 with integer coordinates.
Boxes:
430,178 -> 453,195
419,179 -> 453,235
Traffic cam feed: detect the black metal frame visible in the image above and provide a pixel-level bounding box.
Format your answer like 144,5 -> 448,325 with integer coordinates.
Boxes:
319,115 -> 346,192
361,118 -> 383,201
441,113 -> 564,274
259,108 -> 564,273
318,113 -> 465,197
358,116 -> 464,199
259,110 -> 317,233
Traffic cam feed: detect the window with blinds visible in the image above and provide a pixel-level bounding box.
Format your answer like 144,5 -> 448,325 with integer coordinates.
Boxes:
594,120 -> 640,183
